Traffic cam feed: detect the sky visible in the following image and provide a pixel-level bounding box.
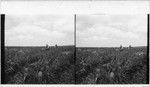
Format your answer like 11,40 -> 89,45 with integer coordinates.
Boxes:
2,1 -> 149,47
1,1 -> 149,15
76,14 -> 147,47
5,15 -> 74,46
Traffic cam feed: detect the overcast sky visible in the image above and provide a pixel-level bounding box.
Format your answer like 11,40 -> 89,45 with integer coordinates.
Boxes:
76,14 -> 147,47
5,15 -> 74,46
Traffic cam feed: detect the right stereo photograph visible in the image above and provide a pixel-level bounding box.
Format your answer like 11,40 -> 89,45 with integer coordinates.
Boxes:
76,14 -> 148,84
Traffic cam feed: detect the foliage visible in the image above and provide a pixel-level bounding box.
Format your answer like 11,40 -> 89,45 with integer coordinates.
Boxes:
76,47 -> 148,84
5,46 -> 75,84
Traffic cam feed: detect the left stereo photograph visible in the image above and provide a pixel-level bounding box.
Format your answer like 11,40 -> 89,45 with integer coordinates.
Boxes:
1,14 -> 75,84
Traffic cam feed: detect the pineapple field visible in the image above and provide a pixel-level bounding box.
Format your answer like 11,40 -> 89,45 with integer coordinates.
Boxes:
76,46 -> 148,84
5,46 -> 75,84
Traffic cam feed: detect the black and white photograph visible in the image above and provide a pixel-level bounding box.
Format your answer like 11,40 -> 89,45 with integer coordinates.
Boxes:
1,0 -> 150,86
76,14 -> 148,84
4,14 -> 75,84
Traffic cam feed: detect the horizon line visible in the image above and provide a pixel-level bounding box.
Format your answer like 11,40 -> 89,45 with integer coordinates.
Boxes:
4,45 -> 147,47
5,44 -> 75,47
76,46 -> 148,48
